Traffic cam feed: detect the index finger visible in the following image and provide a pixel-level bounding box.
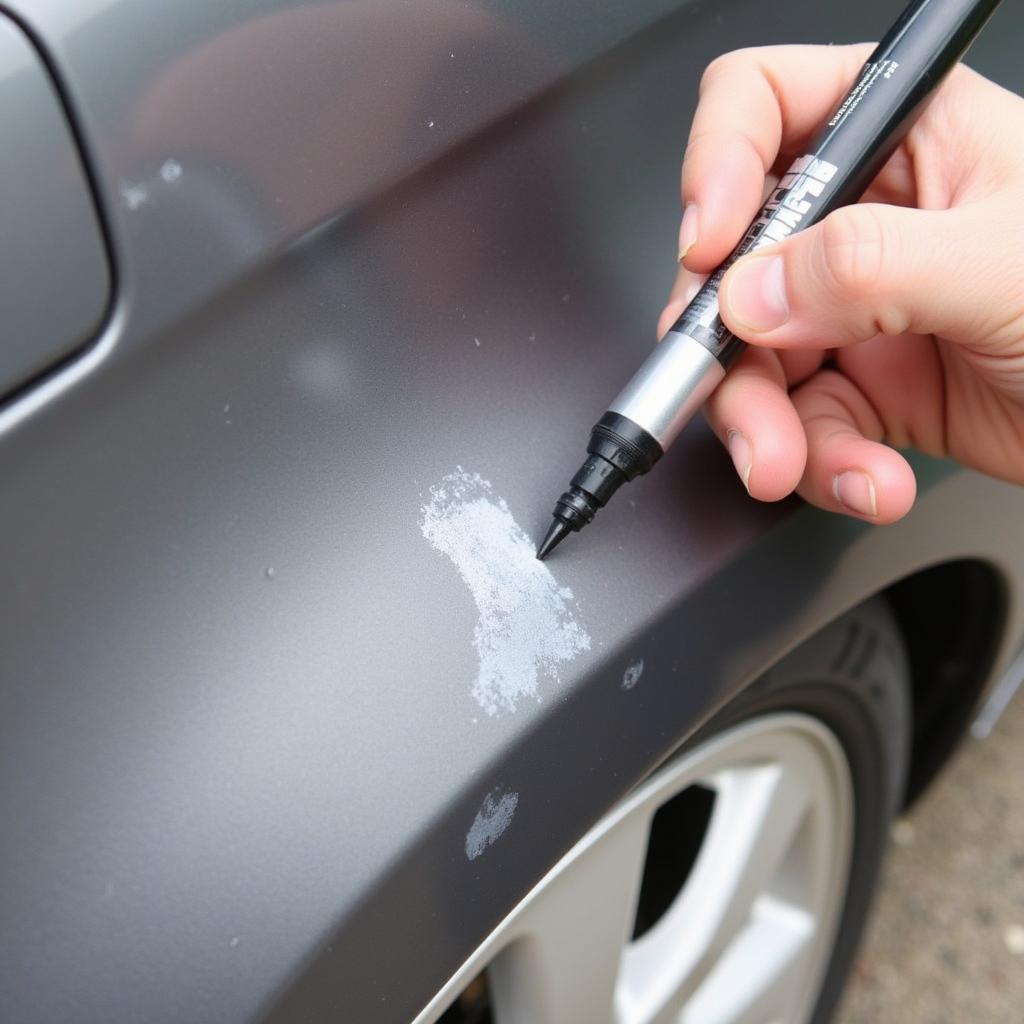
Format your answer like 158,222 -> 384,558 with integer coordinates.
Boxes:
681,43 -> 873,273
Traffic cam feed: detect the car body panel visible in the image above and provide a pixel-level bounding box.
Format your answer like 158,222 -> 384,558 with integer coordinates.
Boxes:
1,1 -> 1023,1022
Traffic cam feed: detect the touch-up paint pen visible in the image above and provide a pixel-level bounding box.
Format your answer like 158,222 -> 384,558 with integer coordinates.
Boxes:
536,0 -> 1001,560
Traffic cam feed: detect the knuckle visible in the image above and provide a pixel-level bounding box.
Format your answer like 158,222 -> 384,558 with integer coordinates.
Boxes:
698,54 -> 728,94
819,206 -> 892,301
699,49 -> 748,94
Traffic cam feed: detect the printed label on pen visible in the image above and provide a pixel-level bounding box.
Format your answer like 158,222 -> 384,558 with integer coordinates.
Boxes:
673,154 -> 839,357
827,59 -> 899,129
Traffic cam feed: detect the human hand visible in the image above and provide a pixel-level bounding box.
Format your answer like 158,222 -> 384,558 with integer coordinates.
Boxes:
659,44 -> 1024,522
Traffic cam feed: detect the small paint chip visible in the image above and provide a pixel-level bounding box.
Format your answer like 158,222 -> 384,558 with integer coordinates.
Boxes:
160,159 -> 183,183
120,183 -> 148,210
264,567 -> 275,581
465,788 -> 519,860
622,658 -> 644,690
229,936 -> 240,949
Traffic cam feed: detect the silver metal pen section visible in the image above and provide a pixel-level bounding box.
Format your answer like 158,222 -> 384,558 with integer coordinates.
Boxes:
608,331 -> 725,449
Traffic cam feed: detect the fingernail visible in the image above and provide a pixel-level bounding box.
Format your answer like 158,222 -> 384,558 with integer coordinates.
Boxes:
727,429 -> 752,491
833,470 -> 878,517
678,203 -> 699,262
725,255 -> 789,331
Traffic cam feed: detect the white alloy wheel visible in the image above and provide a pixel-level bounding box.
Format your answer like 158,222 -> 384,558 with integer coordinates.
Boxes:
418,712 -> 854,1024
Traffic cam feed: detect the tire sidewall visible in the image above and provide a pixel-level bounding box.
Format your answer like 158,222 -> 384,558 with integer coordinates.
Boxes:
678,598 -> 911,1023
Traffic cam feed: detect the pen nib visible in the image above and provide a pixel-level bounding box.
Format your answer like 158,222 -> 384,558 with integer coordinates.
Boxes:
536,518 -> 572,560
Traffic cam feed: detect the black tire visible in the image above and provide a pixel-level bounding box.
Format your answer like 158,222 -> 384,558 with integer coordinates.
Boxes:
682,596 -> 911,1023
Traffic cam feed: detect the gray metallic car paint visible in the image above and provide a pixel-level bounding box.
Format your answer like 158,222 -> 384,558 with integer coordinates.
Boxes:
1,1 -> 1023,1022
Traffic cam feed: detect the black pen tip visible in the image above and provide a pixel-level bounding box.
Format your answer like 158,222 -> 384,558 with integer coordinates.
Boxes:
536,518 -> 572,560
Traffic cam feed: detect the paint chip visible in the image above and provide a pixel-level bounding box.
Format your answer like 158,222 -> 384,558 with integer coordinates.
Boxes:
420,469 -> 591,716
120,183 -> 147,210
465,788 -> 518,860
160,159 -> 183,183
622,658 -> 644,690
1005,924 -> 1024,956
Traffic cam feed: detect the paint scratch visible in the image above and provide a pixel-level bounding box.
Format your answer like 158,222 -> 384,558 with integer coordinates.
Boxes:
420,469 -> 591,716
466,788 -> 519,860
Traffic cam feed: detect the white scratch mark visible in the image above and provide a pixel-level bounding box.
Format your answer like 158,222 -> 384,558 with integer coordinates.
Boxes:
120,183 -> 148,210
427,120 -> 436,128
420,469 -> 591,716
622,657 -> 644,690
465,788 -> 518,860
473,337 -> 480,347
160,159 -> 183,183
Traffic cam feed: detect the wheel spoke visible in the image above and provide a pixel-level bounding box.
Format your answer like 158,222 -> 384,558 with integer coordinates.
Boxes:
487,805 -> 654,1024
680,895 -> 816,1023
618,760 -> 812,1021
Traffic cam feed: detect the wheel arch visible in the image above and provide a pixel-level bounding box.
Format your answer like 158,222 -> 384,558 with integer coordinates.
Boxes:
881,557 -> 1009,805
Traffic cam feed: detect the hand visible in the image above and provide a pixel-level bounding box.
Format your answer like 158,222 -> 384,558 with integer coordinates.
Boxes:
659,45 -> 1024,522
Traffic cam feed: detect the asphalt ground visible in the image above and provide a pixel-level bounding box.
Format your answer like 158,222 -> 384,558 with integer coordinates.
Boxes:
836,690 -> 1024,1023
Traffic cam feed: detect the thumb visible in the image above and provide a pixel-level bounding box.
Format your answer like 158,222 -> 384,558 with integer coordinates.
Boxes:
718,201 -> 1017,351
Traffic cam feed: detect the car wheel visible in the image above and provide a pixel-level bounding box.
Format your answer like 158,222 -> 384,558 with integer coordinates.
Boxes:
426,597 -> 910,1024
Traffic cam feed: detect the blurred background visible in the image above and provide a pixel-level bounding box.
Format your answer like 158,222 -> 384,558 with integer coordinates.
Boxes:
839,694 -> 1024,1022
